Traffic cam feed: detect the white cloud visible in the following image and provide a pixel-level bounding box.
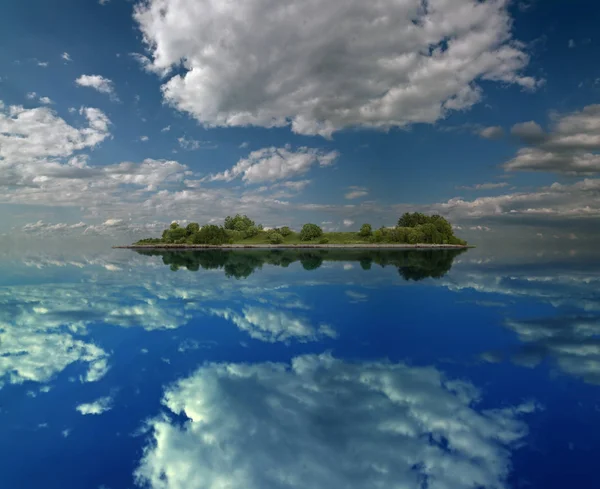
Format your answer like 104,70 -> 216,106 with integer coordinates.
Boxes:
37,61 -> 49,67
75,74 -> 117,100
568,39 -> 576,48
0,103 -> 111,177
343,219 -> 354,227
99,0 -> 110,5
134,0 -> 538,137
140,135 -> 149,142
135,354 -> 534,489
344,186 -> 368,200
479,126 -> 505,140
26,92 -> 37,100
239,141 -> 249,149
505,105 -> 600,174
161,125 -> 171,132
177,136 -> 215,150
207,146 -> 339,184
458,182 -> 510,191
39,96 -> 53,105
61,52 -> 72,62
76,396 -> 113,415
437,178 -> 600,222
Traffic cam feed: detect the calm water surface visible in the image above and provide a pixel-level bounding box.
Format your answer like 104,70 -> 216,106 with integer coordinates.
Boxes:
1,247 -> 599,489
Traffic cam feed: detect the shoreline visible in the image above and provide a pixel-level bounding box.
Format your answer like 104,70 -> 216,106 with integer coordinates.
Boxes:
114,244 -> 474,250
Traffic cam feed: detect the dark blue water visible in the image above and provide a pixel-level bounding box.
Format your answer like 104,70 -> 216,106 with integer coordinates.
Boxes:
1,247 -> 599,489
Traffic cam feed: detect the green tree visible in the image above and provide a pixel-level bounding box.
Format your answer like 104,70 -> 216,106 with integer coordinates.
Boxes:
359,223 -> 372,237
224,214 -> 256,232
186,222 -> 200,235
279,226 -> 292,237
190,225 -> 228,245
299,223 -> 323,241
170,222 -> 180,230
267,232 -> 284,244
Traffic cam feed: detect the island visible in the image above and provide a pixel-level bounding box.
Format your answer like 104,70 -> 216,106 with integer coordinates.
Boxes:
115,212 -> 471,249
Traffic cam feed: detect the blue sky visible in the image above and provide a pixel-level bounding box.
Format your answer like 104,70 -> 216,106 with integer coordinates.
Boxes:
1,0 -> 599,241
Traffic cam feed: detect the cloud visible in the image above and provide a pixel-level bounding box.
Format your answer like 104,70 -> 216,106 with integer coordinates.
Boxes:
504,105 -> 600,174
568,39 -> 576,48
140,135 -> 149,142
0,102 -> 111,175
134,0 -> 538,137
479,126 -> 505,140
22,221 -> 87,235
76,396 -> 113,415
344,186 -> 369,200
135,353 -> 534,489
61,52 -> 72,62
37,61 -> 49,68
457,182 -> 510,191
206,307 -> 336,343
207,146 -> 339,184
343,219 -> 354,227
75,74 -> 118,100
39,96 -> 53,105
161,125 -> 171,132
436,178 -> 600,223
239,141 -> 249,149
26,92 -> 37,100
99,0 -> 110,5
177,136 -> 216,150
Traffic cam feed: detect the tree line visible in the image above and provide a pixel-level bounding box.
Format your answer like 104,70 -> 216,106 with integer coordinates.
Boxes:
135,212 -> 466,246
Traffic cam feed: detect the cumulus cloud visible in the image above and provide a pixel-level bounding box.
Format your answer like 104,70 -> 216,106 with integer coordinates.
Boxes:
343,219 -> 354,227
61,52 -> 72,62
134,0 -> 538,137
75,74 -> 118,100
344,186 -> 369,200
135,353 -> 534,489
140,135 -> 149,142
207,307 -> 336,343
479,126 -> 505,140
161,125 -> 170,132
207,146 -> 339,184
76,396 -> 113,415
505,105 -> 600,174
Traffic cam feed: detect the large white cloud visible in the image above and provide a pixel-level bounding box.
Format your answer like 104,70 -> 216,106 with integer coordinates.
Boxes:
134,0 -> 537,137
135,353 -> 534,489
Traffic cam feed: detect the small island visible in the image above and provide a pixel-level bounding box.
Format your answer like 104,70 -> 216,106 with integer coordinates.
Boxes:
116,213 -> 471,250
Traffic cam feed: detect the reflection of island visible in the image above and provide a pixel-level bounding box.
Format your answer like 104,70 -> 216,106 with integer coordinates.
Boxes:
134,249 -> 467,280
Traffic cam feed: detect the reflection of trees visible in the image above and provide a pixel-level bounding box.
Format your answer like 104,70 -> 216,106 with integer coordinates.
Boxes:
135,249 -> 466,280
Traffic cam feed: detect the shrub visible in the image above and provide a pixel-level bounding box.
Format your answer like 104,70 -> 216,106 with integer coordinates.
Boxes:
268,232 -> 284,244
244,225 -> 259,238
319,237 -> 329,244
359,223 -> 372,237
279,226 -> 292,237
190,225 -> 228,245
299,223 -> 323,241
225,229 -> 245,242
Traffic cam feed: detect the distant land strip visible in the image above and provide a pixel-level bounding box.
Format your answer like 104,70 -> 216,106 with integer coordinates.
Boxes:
114,244 -> 474,250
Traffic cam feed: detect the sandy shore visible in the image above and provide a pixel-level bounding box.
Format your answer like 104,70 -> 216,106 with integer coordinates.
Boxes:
114,244 -> 473,250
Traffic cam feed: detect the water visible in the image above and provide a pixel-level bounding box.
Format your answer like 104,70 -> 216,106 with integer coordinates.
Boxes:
1,246 -> 599,489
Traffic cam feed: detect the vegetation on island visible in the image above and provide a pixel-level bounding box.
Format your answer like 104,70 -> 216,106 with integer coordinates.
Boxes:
134,248 -> 467,281
134,212 -> 467,246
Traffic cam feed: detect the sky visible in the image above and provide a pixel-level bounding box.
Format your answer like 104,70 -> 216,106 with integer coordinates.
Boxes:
1,0 -> 599,243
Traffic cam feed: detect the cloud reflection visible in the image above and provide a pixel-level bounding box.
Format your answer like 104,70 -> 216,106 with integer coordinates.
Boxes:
135,354 -> 534,489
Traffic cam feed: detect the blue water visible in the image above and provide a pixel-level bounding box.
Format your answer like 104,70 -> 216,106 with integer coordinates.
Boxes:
1,247 -> 599,489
